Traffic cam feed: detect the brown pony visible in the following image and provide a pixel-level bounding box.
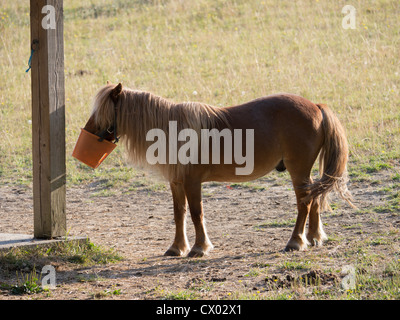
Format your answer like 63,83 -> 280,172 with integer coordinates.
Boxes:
82,82 -> 354,257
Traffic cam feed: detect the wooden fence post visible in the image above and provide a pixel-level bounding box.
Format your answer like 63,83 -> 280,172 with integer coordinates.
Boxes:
30,0 -> 66,238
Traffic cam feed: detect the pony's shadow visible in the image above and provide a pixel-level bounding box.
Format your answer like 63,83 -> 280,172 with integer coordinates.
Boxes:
71,250 -> 279,285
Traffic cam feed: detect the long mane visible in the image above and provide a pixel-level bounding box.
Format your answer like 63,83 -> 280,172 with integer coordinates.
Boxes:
91,85 -> 230,181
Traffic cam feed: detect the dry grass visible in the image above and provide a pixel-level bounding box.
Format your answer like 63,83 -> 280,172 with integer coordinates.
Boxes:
0,0 -> 399,186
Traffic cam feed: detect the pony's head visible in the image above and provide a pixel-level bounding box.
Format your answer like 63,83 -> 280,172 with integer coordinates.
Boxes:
83,81 -> 123,142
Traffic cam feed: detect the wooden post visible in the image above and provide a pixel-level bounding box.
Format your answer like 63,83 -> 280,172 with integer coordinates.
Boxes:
30,0 -> 66,238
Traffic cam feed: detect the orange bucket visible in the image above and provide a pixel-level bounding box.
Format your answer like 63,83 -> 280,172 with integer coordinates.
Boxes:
72,128 -> 117,169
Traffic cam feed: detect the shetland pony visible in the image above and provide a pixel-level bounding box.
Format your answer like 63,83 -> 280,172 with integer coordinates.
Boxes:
82,82 -> 354,257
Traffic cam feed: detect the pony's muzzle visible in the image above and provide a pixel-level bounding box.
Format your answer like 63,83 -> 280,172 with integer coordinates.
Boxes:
72,128 -> 117,169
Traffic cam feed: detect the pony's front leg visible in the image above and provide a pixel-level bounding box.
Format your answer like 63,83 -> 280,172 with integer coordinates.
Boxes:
164,182 -> 190,256
184,181 -> 213,257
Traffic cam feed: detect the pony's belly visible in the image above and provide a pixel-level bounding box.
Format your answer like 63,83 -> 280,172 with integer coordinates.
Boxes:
203,163 -> 276,183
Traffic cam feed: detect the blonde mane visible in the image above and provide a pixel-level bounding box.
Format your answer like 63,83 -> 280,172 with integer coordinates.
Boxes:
91,85 -> 230,181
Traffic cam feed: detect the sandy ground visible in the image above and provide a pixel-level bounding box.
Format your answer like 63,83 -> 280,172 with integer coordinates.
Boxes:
0,167 -> 399,300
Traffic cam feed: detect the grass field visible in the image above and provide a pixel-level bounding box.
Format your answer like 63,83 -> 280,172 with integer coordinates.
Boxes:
0,0 -> 399,301
0,0 -> 399,186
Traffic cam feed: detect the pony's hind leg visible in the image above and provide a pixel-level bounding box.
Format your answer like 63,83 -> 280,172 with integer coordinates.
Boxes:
282,129 -> 323,251
285,181 -> 312,251
283,156 -> 315,251
164,182 -> 190,256
184,181 -> 213,257
306,197 -> 328,246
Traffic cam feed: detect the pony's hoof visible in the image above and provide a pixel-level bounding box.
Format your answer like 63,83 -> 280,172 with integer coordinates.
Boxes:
306,232 -> 328,247
284,245 -> 301,252
164,249 -> 181,256
306,238 -> 323,247
188,250 -> 205,258
284,237 -> 308,252
164,246 -> 189,257
187,244 -> 213,257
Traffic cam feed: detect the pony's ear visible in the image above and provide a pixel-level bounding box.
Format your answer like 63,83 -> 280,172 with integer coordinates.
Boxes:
110,83 -> 122,102
106,80 -> 112,85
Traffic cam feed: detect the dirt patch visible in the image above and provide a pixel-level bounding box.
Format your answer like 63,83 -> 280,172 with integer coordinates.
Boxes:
0,167 -> 399,299
264,269 -> 340,291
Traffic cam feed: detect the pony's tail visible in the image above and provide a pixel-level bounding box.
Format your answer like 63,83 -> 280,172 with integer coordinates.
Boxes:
304,104 -> 356,211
